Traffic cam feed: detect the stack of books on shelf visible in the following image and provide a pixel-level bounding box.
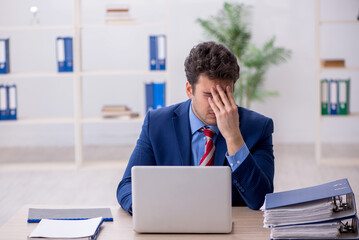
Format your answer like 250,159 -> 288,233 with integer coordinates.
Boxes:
101,105 -> 139,119
321,59 -> 345,68
0,84 -> 17,120
262,178 -> 358,240
321,78 -> 350,115
105,4 -> 133,24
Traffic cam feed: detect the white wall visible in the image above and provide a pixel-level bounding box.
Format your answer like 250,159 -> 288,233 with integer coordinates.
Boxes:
0,0 -> 358,146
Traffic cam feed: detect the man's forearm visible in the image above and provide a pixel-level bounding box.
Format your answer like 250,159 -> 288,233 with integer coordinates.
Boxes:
117,177 -> 133,215
232,153 -> 274,210
225,133 -> 245,156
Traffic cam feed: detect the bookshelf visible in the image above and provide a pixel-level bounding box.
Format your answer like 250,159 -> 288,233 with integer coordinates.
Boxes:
314,0 -> 359,165
0,0 -> 169,168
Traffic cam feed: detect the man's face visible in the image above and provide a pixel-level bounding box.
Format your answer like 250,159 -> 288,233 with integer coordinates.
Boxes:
186,74 -> 234,126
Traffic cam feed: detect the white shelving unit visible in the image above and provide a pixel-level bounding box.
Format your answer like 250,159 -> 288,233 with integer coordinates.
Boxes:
0,0 -> 169,168
314,0 -> 359,165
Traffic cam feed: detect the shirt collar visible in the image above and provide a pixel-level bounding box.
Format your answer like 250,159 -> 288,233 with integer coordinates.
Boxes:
189,101 -> 219,135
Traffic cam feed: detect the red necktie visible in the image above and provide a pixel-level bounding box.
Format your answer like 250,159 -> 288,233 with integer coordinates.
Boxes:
199,127 -> 215,166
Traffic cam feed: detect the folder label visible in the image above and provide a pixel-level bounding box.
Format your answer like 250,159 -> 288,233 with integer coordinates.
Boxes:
57,38 -> 65,63
0,85 -> 8,120
0,39 -> 10,74
321,79 -> 329,115
8,85 -> 17,120
329,79 -> 338,115
0,41 -> 5,63
338,79 -> 349,115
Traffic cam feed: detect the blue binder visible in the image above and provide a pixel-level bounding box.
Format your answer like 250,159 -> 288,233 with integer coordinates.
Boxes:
264,179 -> 357,227
0,38 -> 10,74
149,35 -> 166,71
149,36 -> 157,71
270,217 -> 359,240
56,37 -> 73,72
156,35 -> 166,70
145,82 -> 166,112
145,83 -> 154,112
7,84 -> 17,120
329,79 -> 338,115
153,82 -> 166,109
0,84 -> 8,120
265,178 -> 355,210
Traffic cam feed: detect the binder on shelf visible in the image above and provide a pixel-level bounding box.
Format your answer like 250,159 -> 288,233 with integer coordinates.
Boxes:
56,37 -> 73,72
145,83 -> 154,112
145,82 -> 166,112
153,82 -> 166,109
149,35 -> 166,71
338,78 -> 350,115
7,84 -> 17,120
0,38 -> 10,74
321,79 -> 329,115
0,84 -> 8,120
329,79 -> 338,115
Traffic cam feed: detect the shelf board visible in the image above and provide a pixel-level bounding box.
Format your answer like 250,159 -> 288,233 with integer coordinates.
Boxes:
0,160 -> 127,171
320,66 -> 359,71
0,117 -> 75,125
319,157 -> 359,166
82,116 -> 144,124
0,117 -> 146,124
81,22 -> 168,29
320,20 -> 359,25
321,112 -> 359,119
0,72 -> 73,79
0,69 -> 169,79
0,25 -> 73,31
80,70 -> 168,76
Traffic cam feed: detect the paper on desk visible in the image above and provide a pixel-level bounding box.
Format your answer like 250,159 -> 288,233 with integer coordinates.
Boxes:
28,217 -> 103,239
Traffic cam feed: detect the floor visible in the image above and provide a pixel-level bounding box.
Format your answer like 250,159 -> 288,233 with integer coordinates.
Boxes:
0,144 -> 358,228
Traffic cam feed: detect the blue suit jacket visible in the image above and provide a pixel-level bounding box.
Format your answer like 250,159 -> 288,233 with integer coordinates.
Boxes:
117,99 -> 274,214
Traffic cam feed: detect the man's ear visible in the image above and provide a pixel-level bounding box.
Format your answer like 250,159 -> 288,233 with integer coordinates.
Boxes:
186,82 -> 193,99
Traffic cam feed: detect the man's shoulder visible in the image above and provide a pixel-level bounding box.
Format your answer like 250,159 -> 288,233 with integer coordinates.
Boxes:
238,106 -> 272,123
147,100 -> 190,121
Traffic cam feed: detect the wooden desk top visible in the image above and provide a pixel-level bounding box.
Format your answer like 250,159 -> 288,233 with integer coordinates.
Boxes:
0,206 -> 270,240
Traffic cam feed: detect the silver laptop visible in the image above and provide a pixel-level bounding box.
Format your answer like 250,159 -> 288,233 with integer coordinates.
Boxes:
131,166 -> 232,233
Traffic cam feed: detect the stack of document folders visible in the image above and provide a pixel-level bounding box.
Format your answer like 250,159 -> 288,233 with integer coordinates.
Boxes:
262,178 -> 358,239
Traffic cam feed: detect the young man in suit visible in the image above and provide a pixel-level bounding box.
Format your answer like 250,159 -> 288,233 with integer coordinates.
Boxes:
117,41 -> 274,215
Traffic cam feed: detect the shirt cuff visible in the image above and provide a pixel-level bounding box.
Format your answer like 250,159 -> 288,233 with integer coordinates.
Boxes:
225,143 -> 250,172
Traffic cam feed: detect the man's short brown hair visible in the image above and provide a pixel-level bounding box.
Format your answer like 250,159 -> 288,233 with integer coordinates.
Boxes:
184,41 -> 240,91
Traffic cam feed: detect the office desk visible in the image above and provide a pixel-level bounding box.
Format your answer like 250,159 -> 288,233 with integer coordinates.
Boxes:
0,206 -> 270,240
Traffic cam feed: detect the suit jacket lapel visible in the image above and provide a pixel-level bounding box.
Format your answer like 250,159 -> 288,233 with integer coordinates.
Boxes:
173,100 -> 192,166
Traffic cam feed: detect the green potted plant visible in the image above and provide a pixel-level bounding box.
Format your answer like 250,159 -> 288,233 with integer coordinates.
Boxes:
197,2 -> 292,108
